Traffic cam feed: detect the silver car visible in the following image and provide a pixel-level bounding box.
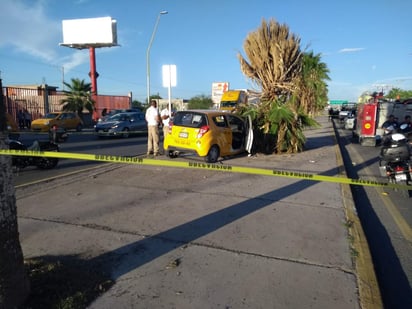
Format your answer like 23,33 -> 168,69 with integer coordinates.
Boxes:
94,112 -> 147,138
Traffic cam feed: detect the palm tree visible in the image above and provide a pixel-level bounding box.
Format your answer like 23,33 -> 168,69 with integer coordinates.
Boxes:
238,18 -> 302,102
60,78 -> 95,123
237,18 -> 317,154
292,51 -> 330,116
0,79 -> 30,308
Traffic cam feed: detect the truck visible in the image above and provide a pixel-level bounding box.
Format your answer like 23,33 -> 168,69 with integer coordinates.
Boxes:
354,97 -> 412,146
219,90 -> 248,111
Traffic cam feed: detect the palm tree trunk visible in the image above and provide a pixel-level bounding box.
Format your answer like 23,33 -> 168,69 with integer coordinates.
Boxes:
0,80 -> 30,308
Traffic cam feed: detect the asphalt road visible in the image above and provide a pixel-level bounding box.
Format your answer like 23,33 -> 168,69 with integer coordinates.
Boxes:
334,120 -> 412,308
11,123 -> 412,307
13,130 -> 149,186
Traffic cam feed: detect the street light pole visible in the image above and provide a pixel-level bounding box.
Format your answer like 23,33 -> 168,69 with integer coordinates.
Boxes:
146,10 -> 168,105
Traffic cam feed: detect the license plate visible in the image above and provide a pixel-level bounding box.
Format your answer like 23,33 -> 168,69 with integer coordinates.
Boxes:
395,174 -> 407,181
179,132 -> 188,138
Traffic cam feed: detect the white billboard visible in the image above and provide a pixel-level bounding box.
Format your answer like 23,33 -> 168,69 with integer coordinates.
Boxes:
212,82 -> 229,104
162,65 -> 177,87
61,17 -> 118,48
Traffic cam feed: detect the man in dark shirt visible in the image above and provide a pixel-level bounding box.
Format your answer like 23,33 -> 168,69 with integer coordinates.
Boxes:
381,114 -> 399,131
399,115 -> 412,133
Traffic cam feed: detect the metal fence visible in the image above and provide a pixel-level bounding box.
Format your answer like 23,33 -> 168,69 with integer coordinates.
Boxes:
2,85 -> 132,127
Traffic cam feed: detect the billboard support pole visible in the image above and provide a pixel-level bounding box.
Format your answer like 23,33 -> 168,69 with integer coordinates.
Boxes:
89,47 -> 99,122
89,47 -> 98,95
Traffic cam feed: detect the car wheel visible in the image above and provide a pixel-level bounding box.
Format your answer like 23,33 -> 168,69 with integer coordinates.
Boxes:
76,124 -> 82,132
36,158 -> 59,169
167,150 -> 178,158
122,128 -> 130,138
206,145 -> 219,163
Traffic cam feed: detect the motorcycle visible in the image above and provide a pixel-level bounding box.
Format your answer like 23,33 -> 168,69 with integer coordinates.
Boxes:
378,124 -> 412,198
49,125 -> 68,143
8,139 -> 60,169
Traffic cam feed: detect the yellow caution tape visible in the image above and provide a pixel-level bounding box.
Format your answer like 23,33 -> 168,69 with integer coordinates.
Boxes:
0,149 -> 411,190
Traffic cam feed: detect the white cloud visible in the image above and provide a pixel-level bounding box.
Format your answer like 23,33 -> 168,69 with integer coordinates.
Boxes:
60,50 -> 90,72
0,0 -> 60,61
338,48 -> 365,53
0,0 -> 89,68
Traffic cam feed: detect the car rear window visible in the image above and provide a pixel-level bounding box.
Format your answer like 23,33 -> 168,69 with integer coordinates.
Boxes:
173,112 -> 207,128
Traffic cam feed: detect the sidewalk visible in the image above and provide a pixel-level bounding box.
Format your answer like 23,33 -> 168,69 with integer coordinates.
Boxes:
16,115 -> 380,308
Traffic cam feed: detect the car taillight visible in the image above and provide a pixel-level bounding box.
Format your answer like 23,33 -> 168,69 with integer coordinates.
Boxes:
168,122 -> 173,134
395,165 -> 404,172
197,125 -> 209,139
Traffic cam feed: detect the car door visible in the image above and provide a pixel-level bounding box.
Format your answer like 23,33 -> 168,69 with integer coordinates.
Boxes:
213,114 -> 232,155
65,113 -> 76,129
129,113 -> 142,132
244,115 -> 254,155
136,113 -> 147,131
226,114 -> 245,151
55,113 -> 66,128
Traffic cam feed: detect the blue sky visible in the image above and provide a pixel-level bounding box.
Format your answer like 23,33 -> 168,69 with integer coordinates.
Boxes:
1,0 -> 412,103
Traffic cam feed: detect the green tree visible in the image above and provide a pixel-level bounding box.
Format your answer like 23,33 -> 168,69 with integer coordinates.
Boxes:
188,95 -> 213,109
148,94 -> 162,105
237,18 -> 317,154
292,51 -> 330,115
385,88 -> 412,100
60,78 -> 95,123
132,100 -> 145,111
0,78 -> 30,308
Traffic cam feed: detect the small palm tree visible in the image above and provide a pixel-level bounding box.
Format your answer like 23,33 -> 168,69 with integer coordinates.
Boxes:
60,78 -> 95,123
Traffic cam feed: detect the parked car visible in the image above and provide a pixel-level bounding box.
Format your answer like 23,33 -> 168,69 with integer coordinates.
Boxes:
344,112 -> 356,130
94,112 -> 147,138
164,110 -> 253,163
31,112 -> 83,132
98,108 -> 142,122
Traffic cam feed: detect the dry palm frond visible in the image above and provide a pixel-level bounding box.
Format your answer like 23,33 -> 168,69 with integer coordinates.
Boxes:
237,18 -> 302,103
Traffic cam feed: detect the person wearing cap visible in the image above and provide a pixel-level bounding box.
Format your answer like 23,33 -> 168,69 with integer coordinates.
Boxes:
145,100 -> 161,156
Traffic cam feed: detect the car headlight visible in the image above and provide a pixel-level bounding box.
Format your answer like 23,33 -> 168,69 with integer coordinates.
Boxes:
7,125 -> 11,130
111,125 -> 119,129
45,121 -> 50,125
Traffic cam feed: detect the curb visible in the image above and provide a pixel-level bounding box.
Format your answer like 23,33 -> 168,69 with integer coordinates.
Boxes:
332,120 -> 383,309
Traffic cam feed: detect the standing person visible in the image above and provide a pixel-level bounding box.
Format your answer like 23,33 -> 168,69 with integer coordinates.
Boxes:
145,99 -> 161,156
102,108 -> 108,117
17,110 -> 25,129
24,109 -> 32,129
160,104 -> 174,138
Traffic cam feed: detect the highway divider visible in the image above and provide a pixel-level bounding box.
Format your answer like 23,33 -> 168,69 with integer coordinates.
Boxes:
1,149 -> 412,190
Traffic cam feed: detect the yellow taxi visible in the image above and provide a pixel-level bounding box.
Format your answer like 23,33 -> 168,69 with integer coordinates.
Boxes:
31,112 -> 83,132
164,110 -> 253,163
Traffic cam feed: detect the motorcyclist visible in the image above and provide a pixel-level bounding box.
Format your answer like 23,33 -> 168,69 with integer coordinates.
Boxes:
399,115 -> 412,133
382,114 -> 399,131
49,125 -> 68,143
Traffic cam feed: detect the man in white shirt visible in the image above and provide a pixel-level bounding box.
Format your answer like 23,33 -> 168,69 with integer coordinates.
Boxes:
160,104 -> 174,138
145,100 -> 160,156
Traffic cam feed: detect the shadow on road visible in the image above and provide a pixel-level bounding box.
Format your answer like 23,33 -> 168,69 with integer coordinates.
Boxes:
333,120 -> 412,308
